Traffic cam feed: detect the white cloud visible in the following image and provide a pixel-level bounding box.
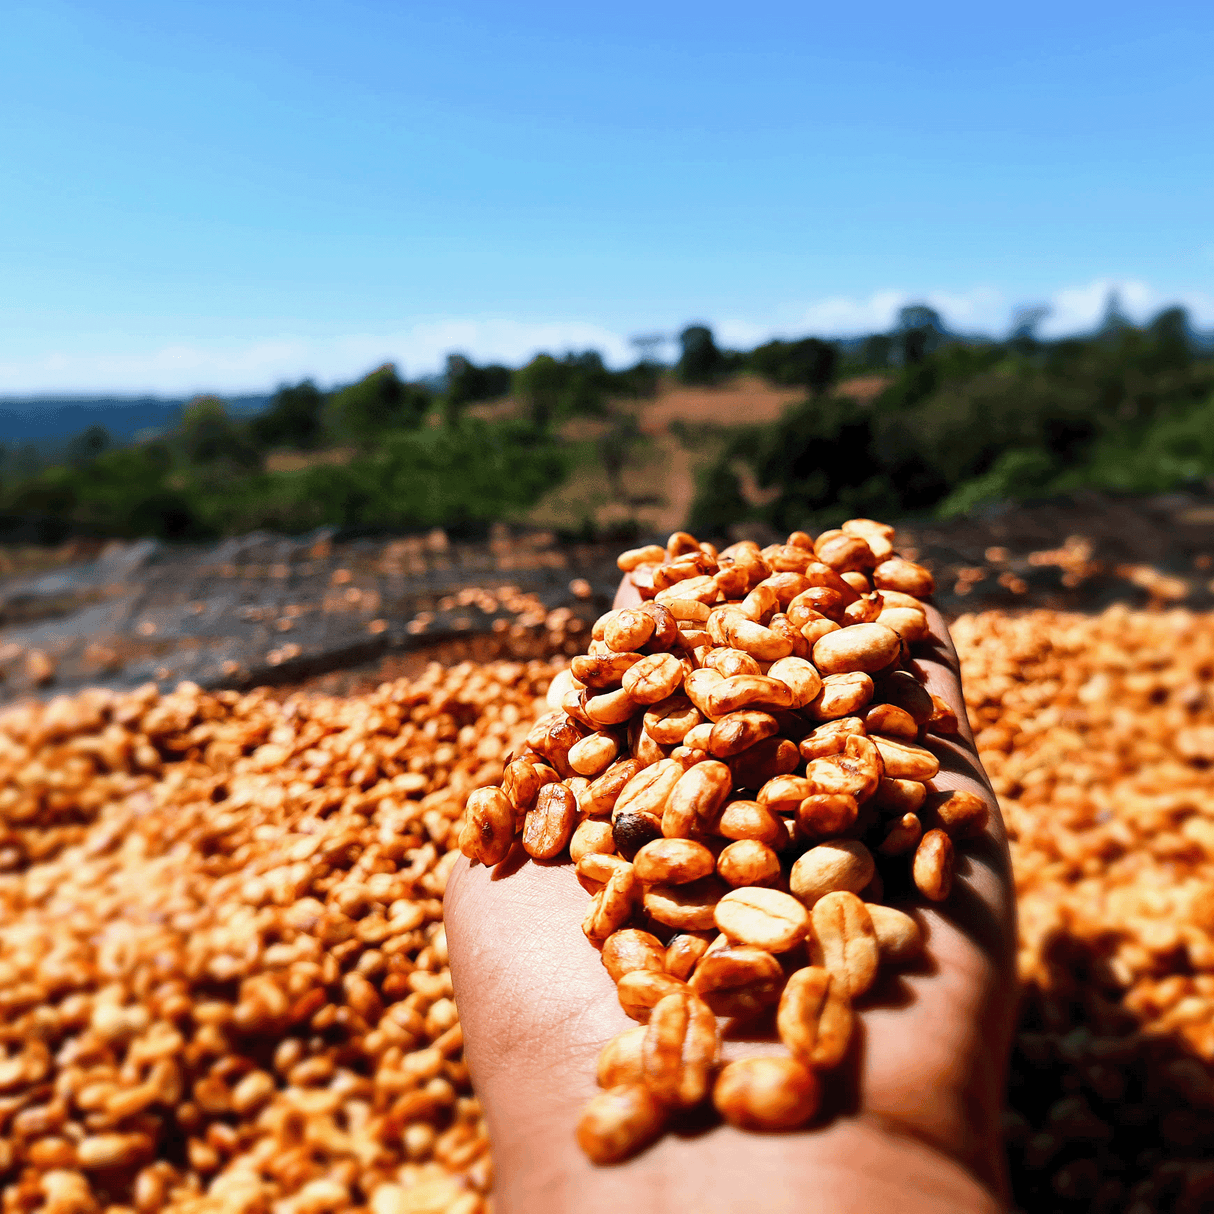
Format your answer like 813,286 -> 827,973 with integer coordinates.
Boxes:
2,280 -> 1212,396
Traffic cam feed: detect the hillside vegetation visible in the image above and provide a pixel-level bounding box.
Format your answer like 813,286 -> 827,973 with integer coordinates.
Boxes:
1,305 -> 1211,543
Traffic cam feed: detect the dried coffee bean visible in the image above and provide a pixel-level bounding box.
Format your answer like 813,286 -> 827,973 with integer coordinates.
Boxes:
572,651 -> 645,689
583,867 -> 639,943
708,710 -> 780,758
522,783 -> 577,860
808,891 -> 879,998
568,732 -> 622,777
662,760 -> 733,838
717,840 -> 782,888
616,971 -> 689,1022
641,991 -> 720,1108
570,818 -> 616,863
597,1027 -> 648,1087
913,829 -> 953,902
927,788 -> 989,838
790,840 -> 875,907
642,695 -> 702,745
664,932 -> 713,980
777,965 -> 853,1067
612,812 -> 664,861
713,1057 -> 820,1131
614,759 -> 683,821
689,945 -> 784,1017
795,793 -> 859,839
872,557 -> 935,597
871,777 -> 927,814
634,838 -> 716,885
727,737 -> 800,790
715,799 -> 786,848
863,703 -> 919,741
809,672 -> 874,720
643,876 -> 727,931
872,736 -> 940,780
866,905 -> 923,963
623,653 -> 685,705
714,887 -> 809,953
877,812 -> 922,855
601,929 -> 667,983
813,623 -> 901,676
577,1084 -> 667,1164
605,608 -> 657,653
458,786 -> 516,866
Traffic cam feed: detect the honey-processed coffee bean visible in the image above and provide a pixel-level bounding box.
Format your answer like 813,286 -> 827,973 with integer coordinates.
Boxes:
576,853 -> 633,894
814,529 -> 876,573
664,932 -> 713,980
612,812 -> 664,861
622,653 -> 685,705
841,517 -> 895,560
877,812 -> 923,855
789,840 -> 875,906
812,623 -> 901,676
570,818 -> 616,863
872,557 -> 935,597
689,946 -> 784,1017
798,717 -> 866,761
877,606 -> 930,642
616,970 -> 689,1022
809,672 -> 874,720
643,695 -> 702,746
458,786 -> 516,866
708,710 -> 780,758
808,891 -> 879,998
714,800 -> 785,848
662,760 -> 733,838
707,674 -> 795,717
913,829 -> 953,902
926,788 -> 989,838
871,777 -> 927,815
727,737 -> 800,790
618,543 -> 667,571
584,687 -> 639,728
577,1084 -> 667,1164
522,783 -> 577,860
777,965 -> 853,1068
597,1026 -> 647,1087
714,887 -> 809,953
633,838 -> 716,885
713,1057 -> 820,1131
583,758 -> 645,818
862,703 -> 919,741
502,756 -> 560,813
765,656 -> 822,709
604,608 -> 657,653
572,651 -> 645,690
756,774 -> 814,816
874,669 -> 934,724
866,905 -> 924,963
795,793 -> 859,839
568,731 -> 621,777
842,591 -> 884,625
615,759 -> 683,821
600,929 -> 667,983
641,991 -> 721,1108
583,867 -> 639,943
716,839 -> 781,888
643,876 -> 727,931
873,736 -> 940,781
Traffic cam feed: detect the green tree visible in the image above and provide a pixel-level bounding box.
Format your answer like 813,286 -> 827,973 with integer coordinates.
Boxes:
250,380 -> 326,449
677,324 -> 725,385
180,396 -> 260,470
325,364 -> 431,442
67,424 -> 112,467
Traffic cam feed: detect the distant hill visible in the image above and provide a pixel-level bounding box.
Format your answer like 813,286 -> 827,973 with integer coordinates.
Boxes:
0,394 -> 271,446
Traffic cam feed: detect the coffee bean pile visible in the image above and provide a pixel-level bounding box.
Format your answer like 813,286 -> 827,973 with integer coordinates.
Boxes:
458,523 -> 986,1162
0,661 -> 558,1214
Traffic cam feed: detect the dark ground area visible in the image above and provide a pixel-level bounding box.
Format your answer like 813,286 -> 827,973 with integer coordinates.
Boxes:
2,489 -> 1213,704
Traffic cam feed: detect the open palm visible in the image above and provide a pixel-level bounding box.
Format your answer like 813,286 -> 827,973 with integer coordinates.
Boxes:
444,580 -> 1015,1214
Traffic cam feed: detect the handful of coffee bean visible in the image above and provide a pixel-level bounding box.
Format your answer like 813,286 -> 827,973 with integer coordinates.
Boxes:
459,522 -> 986,1162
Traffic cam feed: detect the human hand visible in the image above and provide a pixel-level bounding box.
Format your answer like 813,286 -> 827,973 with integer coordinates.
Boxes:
444,576 -> 1016,1214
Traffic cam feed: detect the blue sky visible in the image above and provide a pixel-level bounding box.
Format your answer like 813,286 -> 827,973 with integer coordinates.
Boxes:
2,0 -> 1211,393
